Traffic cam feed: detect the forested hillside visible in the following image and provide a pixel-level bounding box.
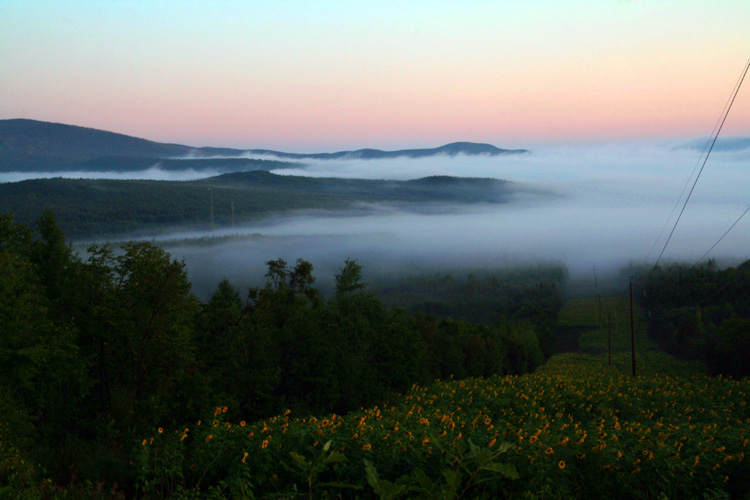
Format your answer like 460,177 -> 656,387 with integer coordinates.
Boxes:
0,172 -> 531,239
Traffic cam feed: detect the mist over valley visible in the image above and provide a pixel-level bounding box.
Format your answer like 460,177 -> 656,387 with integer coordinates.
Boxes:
1,122 -> 743,299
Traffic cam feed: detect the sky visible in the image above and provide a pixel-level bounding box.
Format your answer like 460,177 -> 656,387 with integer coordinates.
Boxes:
1,0 -> 749,151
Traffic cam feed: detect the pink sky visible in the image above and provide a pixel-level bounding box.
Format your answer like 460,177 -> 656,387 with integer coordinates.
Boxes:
1,1 -> 748,150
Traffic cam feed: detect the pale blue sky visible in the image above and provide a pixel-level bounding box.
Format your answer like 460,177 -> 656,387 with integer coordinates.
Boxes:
1,0 -> 748,149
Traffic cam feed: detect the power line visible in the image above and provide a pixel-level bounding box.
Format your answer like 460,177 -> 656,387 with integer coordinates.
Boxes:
644,58 -> 749,264
652,56 -> 750,269
696,203 -> 750,263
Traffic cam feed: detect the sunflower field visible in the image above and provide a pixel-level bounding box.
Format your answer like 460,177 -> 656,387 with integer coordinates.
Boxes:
135,349 -> 750,499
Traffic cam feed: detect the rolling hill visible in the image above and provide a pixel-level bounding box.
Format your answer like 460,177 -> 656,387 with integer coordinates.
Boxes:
0,170 -> 550,239
0,119 -> 530,172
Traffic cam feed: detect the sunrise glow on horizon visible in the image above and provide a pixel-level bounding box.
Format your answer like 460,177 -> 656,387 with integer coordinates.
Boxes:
1,1 -> 748,151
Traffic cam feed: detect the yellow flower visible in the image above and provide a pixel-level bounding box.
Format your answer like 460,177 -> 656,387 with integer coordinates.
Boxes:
158,427 -> 163,434
363,443 -> 372,451
141,439 -> 147,446
240,421 -> 246,427
222,406 -> 228,413
488,438 -> 497,448
206,434 -> 213,442
558,460 -> 566,470
545,447 -> 554,455
422,438 -> 430,446
241,452 -> 248,463
261,440 -> 269,449
529,435 -> 538,444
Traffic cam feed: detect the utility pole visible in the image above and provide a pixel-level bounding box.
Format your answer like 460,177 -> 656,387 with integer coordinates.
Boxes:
209,187 -> 215,231
629,276 -> 636,376
608,310 -> 611,366
594,265 -> 602,328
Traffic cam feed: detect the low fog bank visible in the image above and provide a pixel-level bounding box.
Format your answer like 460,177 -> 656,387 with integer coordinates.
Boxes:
0,165 -> 225,184
39,140 -> 750,300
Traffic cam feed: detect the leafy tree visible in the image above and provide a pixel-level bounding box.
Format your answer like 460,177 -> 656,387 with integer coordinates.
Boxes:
80,242 -> 200,434
335,258 -> 365,297
0,214 -> 89,479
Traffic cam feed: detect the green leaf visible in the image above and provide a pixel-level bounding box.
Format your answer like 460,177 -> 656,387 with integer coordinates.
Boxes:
364,459 -> 409,499
324,450 -> 346,464
480,463 -> 519,480
318,481 -> 364,490
412,467 -> 434,493
442,469 -> 462,493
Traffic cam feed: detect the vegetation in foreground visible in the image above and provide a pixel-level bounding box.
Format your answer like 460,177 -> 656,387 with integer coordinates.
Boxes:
6,352 -> 747,499
0,211 -> 558,498
2,210 -> 749,498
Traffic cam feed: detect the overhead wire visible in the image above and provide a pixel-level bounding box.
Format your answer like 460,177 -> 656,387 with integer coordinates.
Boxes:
651,56 -> 750,270
641,56 -> 750,306
601,56 -> 750,339
696,204 -> 750,264
644,57 -> 749,264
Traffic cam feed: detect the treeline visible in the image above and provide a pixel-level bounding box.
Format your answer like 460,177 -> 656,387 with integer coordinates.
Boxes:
641,260 -> 750,378
0,211 -> 561,493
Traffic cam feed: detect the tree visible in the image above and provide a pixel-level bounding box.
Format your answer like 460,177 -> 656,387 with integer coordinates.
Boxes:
335,258 -> 365,298
0,214 -> 89,479
80,242 -> 200,433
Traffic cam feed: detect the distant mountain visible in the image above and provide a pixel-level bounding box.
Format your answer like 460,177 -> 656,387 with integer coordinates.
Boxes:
676,136 -> 750,152
246,141 -> 529,160
0,119 -> 248,171
0,119 -> 529,172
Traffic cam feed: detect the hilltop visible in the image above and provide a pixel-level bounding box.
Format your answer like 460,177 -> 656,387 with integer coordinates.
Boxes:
0,119 -> 529,172
0,170 -> 542,239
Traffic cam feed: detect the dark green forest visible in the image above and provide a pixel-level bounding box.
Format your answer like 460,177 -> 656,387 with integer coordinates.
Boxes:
0,211 -> 562,495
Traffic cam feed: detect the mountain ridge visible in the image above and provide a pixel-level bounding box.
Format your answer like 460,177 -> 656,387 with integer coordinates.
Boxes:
245,141 -> 529,160
0,119 -> 529,172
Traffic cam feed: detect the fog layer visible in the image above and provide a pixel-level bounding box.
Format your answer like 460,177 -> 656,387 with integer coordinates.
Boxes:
30,140 -> 749,299
142,141 -> 748,299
